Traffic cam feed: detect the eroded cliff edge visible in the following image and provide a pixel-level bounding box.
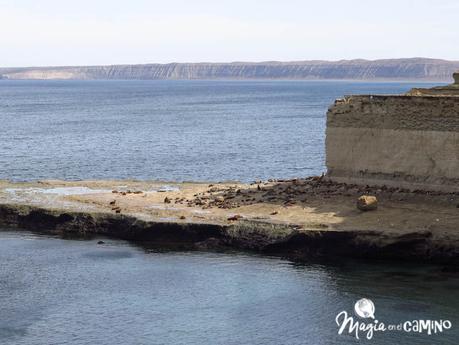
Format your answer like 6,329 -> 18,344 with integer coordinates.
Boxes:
0,179 -> 457,263
326,80 -> 459,192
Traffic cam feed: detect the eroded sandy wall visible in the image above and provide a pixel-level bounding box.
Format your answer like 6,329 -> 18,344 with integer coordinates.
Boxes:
326,95 -> 459,191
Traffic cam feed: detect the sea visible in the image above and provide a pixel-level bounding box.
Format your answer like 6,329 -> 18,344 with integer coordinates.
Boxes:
0,80 -> 457,345
0,79 -> 440,182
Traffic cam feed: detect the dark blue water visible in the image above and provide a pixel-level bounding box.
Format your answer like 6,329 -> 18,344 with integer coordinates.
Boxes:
0,80 -> 438,182
0,231 -> 457,345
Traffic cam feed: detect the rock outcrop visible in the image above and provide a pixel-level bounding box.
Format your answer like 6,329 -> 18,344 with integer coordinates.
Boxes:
0,203 -> 457,264
1,58 -> 459,81
326,73 -> 459,192
406,71 -> 459,96
0,179 -> 458,264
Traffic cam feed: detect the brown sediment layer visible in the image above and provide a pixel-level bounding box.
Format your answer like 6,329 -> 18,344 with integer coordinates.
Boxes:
0,178 -> 458,264
327,95 -> 459,132
326,95 -> 459,192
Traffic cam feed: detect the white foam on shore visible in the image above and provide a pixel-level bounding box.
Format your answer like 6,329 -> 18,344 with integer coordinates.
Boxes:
156,185 -> 180,192
1,187 -> 101,211
5,187 -> 112,196
2,185 -> 180,209
112,185 -> 180,193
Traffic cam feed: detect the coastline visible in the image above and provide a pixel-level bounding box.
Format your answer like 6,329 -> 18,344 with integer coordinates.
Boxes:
1,178 -> 457,264
1,58 -> 458,82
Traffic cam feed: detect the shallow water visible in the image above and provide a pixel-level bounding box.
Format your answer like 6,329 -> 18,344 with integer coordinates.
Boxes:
0,79 -> 439,182
0,230 -> 457,345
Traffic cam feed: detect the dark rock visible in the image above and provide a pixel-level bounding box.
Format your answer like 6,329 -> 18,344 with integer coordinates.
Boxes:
0,203 -> 456,264
227,214 -> 243,221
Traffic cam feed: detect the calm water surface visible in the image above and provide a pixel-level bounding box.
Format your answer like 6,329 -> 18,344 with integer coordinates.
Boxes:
0,80 -> 438,182
0,231 -> 457,345
1,81 -> 456,344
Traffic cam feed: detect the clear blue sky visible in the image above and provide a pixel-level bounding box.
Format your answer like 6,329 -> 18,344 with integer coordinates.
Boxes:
1,0 -> 458,67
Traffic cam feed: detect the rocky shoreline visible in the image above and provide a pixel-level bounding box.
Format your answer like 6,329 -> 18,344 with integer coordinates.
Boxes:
0,202 -> 456,264
0,178 -> 458,264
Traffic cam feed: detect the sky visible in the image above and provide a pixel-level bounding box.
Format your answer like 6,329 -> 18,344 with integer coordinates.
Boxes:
1,0 -> 458,67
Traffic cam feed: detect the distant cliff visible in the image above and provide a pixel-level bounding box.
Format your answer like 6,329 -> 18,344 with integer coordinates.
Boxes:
1,58 -> 459,81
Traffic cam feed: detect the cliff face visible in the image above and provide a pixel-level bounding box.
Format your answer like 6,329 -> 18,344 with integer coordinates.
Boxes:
1,58 -> 459,81
326,94 -> 459,192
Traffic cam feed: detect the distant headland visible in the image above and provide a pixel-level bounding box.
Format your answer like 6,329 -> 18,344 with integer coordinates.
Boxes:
1,58 -> 459,81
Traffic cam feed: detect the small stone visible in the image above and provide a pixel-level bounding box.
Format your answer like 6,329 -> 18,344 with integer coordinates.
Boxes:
227,214 -> 243,221
270,211 -> 278,215
115,209 -> 121,214
97,241 -> 105,244
284,200 -> 296,206
357,195 -> 378,211
179,215 -> 186,220
215,196 -> 225,203
164,197 -> 171,204
109,200 -> 116,205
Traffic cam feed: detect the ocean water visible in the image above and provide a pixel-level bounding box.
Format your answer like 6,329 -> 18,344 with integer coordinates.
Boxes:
0,231 -> 457,345
0,79 -> 438,182
1,80 -> 456,345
